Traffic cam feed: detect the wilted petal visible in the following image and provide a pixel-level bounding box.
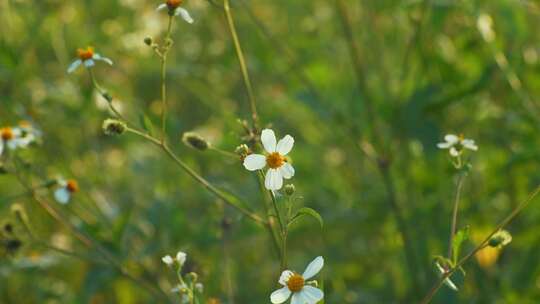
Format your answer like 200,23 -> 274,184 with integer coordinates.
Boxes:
54,188 -> 71,204
302,256 -> 324,280
261,129 -> 277,153
265,168 -> 283,190
176,8 -> 194,24
67,59 -> 82,74
276,135 -> 294,155
302,286 -> 324,303
270,287 -> 291,304
243,154 -> 266,171
280,163 -> 295,179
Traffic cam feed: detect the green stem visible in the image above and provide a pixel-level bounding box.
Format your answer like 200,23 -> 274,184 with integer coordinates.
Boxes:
223,0 -> 258,125
160,16 -> 174,143
447,173 -> 465,261
420,185 -> 540,304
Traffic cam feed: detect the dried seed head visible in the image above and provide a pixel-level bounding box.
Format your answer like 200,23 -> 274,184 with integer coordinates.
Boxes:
102,119 -> 127,136
182,132 -> 209,151
284,184 -> 296,196
488,230 -> 512,249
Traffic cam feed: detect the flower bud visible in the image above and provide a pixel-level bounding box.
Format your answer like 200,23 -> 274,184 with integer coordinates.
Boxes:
182,132 -> 209,151
144,37 -> 153,46
186,272 -> 198,282
488,230 -> 512,249
234,144 -> 249,156
102,119 -> 127,136
284,184 -> 296,196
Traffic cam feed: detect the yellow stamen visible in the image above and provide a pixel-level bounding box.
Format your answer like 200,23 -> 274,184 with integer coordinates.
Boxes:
287,274 -> 305,292
77,47 -> 94,61
66,180 -> 79,193
266,152 -> 285,169
1,127 -> 14,141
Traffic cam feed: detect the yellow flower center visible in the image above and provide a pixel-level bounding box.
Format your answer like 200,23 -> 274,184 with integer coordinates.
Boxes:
77,47 -> 94,61
287,274 -> 305,292
66,180 -> 79,193
166,0 -> 183,9
266,152 -> 285,169
1,127 -> 14,140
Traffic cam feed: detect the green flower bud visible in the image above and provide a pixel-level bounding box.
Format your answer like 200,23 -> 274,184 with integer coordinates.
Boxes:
284,184 -> 296,196
186,272 -> 198,283
102,119 -> 127,136
144,37 -> 153,46
234,144 -> 249,157
488,230 -> 512,249
182,132 -> 209,151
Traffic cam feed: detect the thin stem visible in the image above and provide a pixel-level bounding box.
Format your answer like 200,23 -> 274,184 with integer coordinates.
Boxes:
447,173 -> 465,261
88,68 -> 127,122
160,16 -> 174,143
268,189 -> 286,269
223,0 -> 258,125
256,171 -> 283,262
420,185 -> 540,304
126,128 -> 266,226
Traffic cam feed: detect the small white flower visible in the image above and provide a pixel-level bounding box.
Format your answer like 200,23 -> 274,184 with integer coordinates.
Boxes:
176,251 -> 187,266
195,282 -> 203,293
0,126 -> 24,155
54,178 -> 79,204
67,47 -> 113,74
16,121 -> 40,148
162,255 -> 175,266
270,256 -> 324,304
156,0 -> 194,24
243,129 -> 295,191
437,134 -> 478,157
435,262 -> 458,291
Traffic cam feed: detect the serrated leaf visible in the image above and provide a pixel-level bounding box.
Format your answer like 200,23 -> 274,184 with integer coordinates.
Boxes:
289,207 -> 323,228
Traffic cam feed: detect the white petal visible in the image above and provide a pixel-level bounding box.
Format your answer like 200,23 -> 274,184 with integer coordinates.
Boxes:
0,141 -> 3,155
302,256 -> 324,280
93,54 -> 113,65
270,287 -> 291,304
7,139 -> 18,150
444,134 -> 459,144
156,3 -> 167,11
265,168 -> 283,190
280,163 -> 295,179
67,59 -> 82,73
437,142 -> 452,149
462,140 -> 478,151
175,8 -> 194,24
278,270 -> 294,286
243,154 -> 266,171
301,286 -> 324,303
436,263 -> 458,291
290,292 -> 305,304
54,188 -> 71,204
162,255 -> 174,265
261,129 -> 277,153
176,251 -> 187,265
84,59 -> 95,68
450,147 -> 460,157
276,135 -> 294,155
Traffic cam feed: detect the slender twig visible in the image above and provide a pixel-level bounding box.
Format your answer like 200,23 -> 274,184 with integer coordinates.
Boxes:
420,185 -> 540,304
160,16 -> 174,143
447,173 -> 465,260
223,0 -> 258,125
126,127 -> 266,226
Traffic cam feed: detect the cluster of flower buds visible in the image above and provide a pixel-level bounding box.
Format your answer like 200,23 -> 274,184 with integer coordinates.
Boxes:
162,251 -> 204,302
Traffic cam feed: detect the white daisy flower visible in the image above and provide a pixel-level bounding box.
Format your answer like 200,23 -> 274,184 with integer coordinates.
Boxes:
0,126 -> 25,156
270,256 -> 324,304
156,0 -> 194,24
437,134 -> 478,157
435,262 -> 458,291
162,255 -> 175,266
67,47 -> 113,74
54,178 -> 79,204
16,121 -> 40,148
243,129 -> 295,191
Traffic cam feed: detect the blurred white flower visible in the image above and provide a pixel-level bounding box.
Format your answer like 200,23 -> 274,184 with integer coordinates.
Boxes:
156,0 -> 194,24
435,262 -> 458,291
437,134 -> 478,157
162,255 -> 175,266
270,256 -> 324,304
176,251 -> 187,266
0,127 -> 23,155
243,129 -> 295,191
67,47 -> 113,74
16,121 -> 40,147
54,179 -> 79,204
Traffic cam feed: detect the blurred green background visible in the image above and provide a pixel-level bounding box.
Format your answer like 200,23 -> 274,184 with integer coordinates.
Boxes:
1,0 -> 540,303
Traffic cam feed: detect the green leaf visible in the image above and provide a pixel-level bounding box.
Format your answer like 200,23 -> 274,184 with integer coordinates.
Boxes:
289,207 -> 323,228
452,226 -> 470,264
